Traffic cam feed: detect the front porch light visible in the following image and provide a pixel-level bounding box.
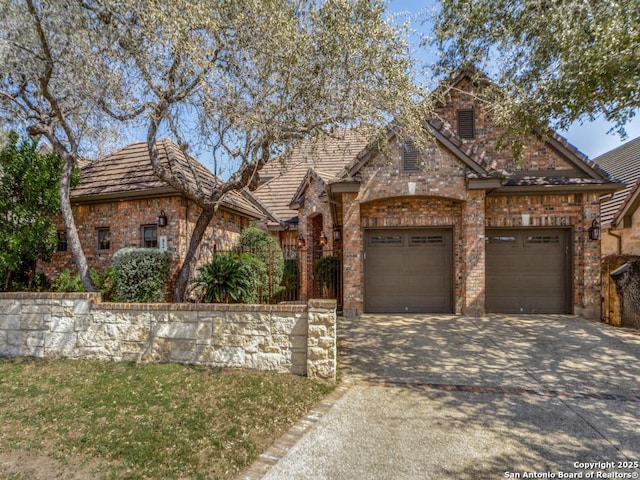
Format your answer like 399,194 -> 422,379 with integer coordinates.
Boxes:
158,210 -> 168,227
296,234 -> 306,248
319,231 -> 328,246
333,225 -> 342,242
588,219 -> 600,241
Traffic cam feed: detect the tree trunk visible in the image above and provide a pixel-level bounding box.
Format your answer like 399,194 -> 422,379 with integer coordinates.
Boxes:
60,156 -> 95,292
173,207 -> 216,302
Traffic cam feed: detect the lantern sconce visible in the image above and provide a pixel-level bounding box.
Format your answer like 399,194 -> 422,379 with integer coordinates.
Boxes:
296,234 -> 306,248
333,225 -> 342,242
588,219 -> 600,241
158,210 -> 168,227
319,231 -> 328,246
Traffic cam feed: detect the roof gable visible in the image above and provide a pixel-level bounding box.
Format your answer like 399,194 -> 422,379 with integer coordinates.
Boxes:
254,131 -> 370,225
594,136 -> 640,226
72,139 -> 262,218
429,69 -> 614,190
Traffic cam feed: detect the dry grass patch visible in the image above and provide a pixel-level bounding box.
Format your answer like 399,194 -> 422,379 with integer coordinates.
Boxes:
0,358 -> 333,480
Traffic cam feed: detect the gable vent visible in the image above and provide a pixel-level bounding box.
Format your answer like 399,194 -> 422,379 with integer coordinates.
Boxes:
402,139 -> 420,172
457,109 -> 475,139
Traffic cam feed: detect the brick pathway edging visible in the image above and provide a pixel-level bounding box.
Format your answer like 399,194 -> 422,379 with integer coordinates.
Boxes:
354,378 -> 640,402
237,380 -> 354,480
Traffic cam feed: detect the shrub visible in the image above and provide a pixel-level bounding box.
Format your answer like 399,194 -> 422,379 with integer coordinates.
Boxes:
193,253 -> 261,303
313,255 -> 340,298
92,267 -> 118,302
50,267 -> 120,301
237,226 -> 285,300
51,269 -> 84,292
112,248 -> 173,303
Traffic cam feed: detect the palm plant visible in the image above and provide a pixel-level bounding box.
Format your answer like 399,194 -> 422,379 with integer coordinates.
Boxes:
193,253 -> 261,303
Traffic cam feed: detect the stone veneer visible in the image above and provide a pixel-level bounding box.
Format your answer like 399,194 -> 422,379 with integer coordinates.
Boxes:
0,293 -> 337,383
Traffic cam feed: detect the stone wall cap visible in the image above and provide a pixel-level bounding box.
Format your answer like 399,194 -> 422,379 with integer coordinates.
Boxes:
0,292 -> 101,301
92,301 -> 307,313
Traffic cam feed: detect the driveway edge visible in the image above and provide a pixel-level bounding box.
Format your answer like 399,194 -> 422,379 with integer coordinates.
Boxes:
237,379 -> 354,480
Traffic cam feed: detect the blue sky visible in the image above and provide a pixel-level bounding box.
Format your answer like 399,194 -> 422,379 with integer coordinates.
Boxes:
387,0 -> 640,160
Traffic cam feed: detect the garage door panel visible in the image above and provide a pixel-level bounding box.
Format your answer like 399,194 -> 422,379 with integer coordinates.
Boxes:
365,228 -> 453,313
486,228 -> 570,314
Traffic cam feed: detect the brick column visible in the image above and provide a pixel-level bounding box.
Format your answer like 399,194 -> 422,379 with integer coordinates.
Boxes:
463,190 -> 486,316
579,192 -> 602,319
341,193 -> 363,317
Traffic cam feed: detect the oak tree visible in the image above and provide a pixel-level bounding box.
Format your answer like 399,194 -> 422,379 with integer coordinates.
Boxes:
431,0 -> 640,139
1,0 -> 428,300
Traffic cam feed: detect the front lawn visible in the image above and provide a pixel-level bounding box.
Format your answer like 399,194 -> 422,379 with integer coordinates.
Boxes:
0,358 -> 333,480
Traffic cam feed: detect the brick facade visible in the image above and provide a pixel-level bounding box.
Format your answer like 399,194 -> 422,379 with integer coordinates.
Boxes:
436,77 -> 576,172
335,76 -> 606,318
38,195 -> 250,285
336,138 -> 603,317
269,73 -> 612,318
297,177 -> 337,300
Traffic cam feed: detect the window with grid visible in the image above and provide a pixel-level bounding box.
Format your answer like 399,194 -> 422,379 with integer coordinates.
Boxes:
143,225 -> 158,248
97,228 -> 110,251
457,109 -> 475,139
56,230 -> 67,252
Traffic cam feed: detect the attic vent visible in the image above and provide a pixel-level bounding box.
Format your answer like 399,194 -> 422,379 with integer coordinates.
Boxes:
402,139 -> 420,172
457,109 -> 475,139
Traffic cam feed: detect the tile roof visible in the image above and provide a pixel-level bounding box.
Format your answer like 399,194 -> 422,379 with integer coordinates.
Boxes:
72,139 -> 263,218
593,136 -> 640,226
254,130 -> 370,225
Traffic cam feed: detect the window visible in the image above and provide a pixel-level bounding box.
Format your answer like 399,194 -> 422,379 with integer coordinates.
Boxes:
143,225 -> 158,248
486,236 -> 516,244
369,235 -> 403,246
402,139 -> 420,172
457,109 -> 475,139
97,228 -> 110,251
410,235 -> 444,245
526,236 -> 560,244
56,230 -> 67,252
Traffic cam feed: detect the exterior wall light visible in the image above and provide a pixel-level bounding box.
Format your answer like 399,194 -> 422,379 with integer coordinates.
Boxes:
333,225 -> 342,242
588,219 -> 600,241
158,210 -> 168,227
319,231 -> 328,246
296,234 -> 306,248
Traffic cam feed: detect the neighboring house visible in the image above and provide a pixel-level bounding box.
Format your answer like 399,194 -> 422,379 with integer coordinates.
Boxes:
593,136 -> 640,325
594,136 -> 640,256
38,139 -> 264,290
257,70 -> 619,318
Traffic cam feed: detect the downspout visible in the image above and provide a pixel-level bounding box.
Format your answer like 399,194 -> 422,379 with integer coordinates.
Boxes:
607,222 -> 622,255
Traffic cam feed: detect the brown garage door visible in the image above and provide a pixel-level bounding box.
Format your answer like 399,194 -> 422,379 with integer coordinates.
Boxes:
364,228 -> 453,313
485,228 -> 571,314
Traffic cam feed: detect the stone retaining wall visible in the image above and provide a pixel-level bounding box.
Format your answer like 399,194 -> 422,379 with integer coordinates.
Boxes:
0,293 -> 336,382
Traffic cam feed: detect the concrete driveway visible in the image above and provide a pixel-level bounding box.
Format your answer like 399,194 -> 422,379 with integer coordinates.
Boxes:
247,315 -> 640,480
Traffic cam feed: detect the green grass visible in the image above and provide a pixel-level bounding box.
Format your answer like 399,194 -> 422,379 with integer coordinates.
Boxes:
0,358 -> 334,480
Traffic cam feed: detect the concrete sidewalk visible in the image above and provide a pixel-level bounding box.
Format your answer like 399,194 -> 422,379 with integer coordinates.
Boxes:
243,315 -> 640,480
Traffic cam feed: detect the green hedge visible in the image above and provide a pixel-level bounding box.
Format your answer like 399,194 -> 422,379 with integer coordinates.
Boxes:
112,248 -> 173,302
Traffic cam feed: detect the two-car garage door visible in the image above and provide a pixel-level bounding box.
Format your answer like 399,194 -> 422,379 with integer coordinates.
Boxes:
363,227 -> 571,314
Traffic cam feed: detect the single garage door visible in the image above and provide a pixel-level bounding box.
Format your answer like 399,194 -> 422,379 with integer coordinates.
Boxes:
485,228 -> 571,314
364,228 -> 453,313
